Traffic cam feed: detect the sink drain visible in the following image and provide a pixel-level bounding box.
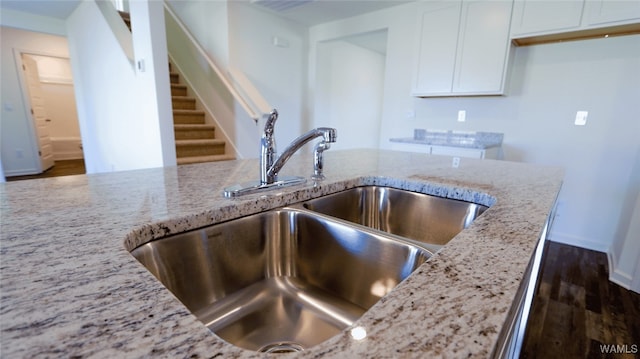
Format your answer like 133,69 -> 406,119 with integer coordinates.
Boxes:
258,342 -> 305,353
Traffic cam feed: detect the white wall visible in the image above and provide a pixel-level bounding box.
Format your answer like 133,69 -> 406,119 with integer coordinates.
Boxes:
309,3 -> 640,254
227,1 -> 308,158
315,39 -> 385,151
66,0 -> 174,173
164,0 -> 242,158
166,0 -> 230,68
0,26 -> 71,176
609,147 -> 640,292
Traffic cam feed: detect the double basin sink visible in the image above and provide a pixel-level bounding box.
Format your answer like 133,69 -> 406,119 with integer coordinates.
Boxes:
131,186 -> 488,353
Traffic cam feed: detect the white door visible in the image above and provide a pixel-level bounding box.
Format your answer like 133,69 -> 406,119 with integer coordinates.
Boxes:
21,54 -> 54,172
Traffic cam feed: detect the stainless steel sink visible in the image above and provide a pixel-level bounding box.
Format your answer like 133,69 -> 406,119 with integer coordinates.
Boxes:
300,186 -> 488,249
131,207 -> 429,353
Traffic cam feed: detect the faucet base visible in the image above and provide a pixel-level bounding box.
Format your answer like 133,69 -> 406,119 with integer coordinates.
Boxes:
223,176 -> 307,198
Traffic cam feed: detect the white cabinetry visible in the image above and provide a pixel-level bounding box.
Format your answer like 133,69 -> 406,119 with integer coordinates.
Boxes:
412,0 -> 514,97
389,142 -> 500,160
511,0 -> 640,38
585,0 -> 640,26
510,0 -> 584,35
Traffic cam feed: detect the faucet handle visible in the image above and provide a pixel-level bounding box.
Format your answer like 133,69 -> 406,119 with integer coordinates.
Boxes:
317,127 -> 337,143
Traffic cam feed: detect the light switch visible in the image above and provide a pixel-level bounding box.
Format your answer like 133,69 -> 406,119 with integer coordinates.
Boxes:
575,111 -> 588,126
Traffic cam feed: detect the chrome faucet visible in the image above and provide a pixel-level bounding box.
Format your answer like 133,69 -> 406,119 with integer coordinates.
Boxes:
224,109 -> 337,198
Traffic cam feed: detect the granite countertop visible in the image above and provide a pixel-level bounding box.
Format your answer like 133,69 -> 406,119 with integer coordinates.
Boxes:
390,130 -> 504,149
0,149 -> 563,358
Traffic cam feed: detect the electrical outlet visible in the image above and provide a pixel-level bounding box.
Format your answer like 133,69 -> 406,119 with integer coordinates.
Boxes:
457,110 -> 466,122
452,157 -> 460,168
575,111 -> 588,126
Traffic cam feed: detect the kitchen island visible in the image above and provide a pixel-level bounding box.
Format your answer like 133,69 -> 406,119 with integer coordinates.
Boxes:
0,149 -> 563,358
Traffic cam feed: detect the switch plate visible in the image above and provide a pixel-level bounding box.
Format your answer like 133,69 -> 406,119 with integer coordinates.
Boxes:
272,36 -> 290,48
575,111 -> 588,126
457,110 -> 466,122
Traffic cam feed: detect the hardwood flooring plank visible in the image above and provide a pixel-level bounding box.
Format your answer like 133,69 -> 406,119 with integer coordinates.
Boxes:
522,241 -> 640,359
6,159 -> 85,181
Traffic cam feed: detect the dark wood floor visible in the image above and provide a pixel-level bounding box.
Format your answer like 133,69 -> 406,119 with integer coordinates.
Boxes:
522,241 -> 640,359
6,159 -> 86,182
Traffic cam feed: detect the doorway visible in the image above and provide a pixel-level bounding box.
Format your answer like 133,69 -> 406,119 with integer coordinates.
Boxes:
16,52 -> 84,178
314,29 -> 388,151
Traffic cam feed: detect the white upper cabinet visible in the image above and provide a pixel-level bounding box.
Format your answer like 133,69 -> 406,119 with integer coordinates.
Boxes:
412,0 -> 514,97
510,0 -> 584,36
414,2 -> 460,95
454,0 -> 514,94
511,0 -> 640,38
585,0 -> 640,26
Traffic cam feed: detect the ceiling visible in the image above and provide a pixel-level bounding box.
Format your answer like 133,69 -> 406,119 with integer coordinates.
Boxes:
248,0 -> 414,26
0,0 -> 81,19
0,0 -> 411,26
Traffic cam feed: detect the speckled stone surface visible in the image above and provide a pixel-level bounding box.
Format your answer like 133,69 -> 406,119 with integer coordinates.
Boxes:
390,130 -> 504,149
0,149 -> 563,358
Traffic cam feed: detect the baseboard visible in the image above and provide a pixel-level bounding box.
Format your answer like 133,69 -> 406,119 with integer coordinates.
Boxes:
547,231 -> 609,253
5,167 -> 39,177
607,251 -> 633,290
53,152 -> 84,161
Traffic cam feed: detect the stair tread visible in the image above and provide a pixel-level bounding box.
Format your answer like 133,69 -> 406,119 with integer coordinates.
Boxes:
177,154 -> 236,165
172,96 -> 194,100
176,139 -> 225,146
174,124 -> 215,130
171,83 -> 187,88
173,109 -> 204,114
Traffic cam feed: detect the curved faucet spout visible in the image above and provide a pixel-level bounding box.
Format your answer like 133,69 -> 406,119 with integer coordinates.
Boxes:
265,127 -> 337,183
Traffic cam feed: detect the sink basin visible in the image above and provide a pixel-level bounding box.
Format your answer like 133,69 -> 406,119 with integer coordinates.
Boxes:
131,207 -> 429,353
300,186 -> 488,249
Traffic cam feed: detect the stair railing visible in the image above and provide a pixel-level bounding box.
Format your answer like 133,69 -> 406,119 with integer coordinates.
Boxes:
163,2 -> 270,123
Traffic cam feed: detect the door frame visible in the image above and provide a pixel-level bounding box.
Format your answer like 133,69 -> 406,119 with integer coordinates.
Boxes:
12,48 -> 80,174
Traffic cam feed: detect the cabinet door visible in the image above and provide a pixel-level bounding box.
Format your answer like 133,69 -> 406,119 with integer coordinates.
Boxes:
585,0 -> 640,26
413,1 -> 461,95
430,146 -> 485,158
511,0 -> 584,36
454,0 -> 513,94
389,142 -> 431,154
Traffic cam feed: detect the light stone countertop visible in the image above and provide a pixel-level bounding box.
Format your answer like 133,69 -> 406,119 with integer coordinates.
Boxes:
0,149 -> 563,358
390,130 -> 504,150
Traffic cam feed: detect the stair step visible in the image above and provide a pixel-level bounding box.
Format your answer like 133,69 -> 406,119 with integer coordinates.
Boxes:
174,124 -> 216,140
119,11 -> 131,30
176,139 -> 226,157
170,72 -> 180,84
171,84 -> 187,96
172,96 -> 196,110
173,109 -> 205,124
177,154 -> 236,165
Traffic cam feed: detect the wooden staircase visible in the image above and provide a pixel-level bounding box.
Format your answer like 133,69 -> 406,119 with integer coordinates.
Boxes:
120,11 -> 234,165
169,66 -> 234,165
